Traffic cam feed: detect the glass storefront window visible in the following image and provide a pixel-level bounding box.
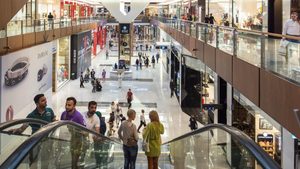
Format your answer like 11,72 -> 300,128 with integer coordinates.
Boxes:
57,37 -> 70,88
205,0 -> 267,30
233,89 -> 281,165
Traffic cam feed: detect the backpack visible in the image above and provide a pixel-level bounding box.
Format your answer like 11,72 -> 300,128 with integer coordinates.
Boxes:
95,111 -> 107,135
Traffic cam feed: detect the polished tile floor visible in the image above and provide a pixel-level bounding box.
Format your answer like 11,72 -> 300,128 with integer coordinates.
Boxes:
52,48 -> 192,144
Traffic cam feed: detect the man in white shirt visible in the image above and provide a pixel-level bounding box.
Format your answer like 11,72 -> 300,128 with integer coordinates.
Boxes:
80,101 -> 100,166
83,101 -> 100,133
283,11 -> 300,43
137,109 -> 146,133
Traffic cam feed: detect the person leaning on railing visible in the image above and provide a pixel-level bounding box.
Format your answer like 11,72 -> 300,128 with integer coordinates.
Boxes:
282,11 -> 300,43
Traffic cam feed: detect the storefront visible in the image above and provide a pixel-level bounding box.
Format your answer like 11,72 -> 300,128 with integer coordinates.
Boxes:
52,36 -> 70,92
60,0 -> 93,19
205,0 -> 268,31
36,0 -> 60,19
233,89 -> 282,165
170,45 -> 181,102
181,53 -> 202,112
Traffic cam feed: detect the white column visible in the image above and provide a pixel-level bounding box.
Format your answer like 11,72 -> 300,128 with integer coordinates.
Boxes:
213,72 -> 218,124
226,83 -> 232,165
282,128 -> 295,169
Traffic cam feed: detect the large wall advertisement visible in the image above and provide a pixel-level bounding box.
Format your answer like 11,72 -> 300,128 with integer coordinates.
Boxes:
0,42 -> 53,122
71,30 -> 92,79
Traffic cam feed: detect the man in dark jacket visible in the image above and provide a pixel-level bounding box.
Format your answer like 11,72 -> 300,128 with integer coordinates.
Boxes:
170,79 -> 175,98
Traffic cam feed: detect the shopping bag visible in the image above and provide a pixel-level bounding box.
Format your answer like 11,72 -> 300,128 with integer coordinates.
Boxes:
142,140 -> 150,152
142,132 -> 150,152
278,39 -> 289,56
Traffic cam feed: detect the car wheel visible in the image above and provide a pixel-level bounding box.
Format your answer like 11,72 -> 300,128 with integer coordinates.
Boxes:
11,79 -> 16,86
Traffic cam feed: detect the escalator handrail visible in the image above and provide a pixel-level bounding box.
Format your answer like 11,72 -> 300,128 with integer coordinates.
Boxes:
162,123 -> 281,169
1,120 -> 122,169
0,118 -> 49,131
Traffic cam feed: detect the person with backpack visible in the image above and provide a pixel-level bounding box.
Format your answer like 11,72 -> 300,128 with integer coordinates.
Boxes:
94,110 -> 109,168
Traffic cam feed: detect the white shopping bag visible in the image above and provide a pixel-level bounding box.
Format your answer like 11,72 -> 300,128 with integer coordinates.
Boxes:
278,39 -> 289,56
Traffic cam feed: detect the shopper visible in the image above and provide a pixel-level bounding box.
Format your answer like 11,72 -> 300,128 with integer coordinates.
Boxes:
81,101 -> 100,166
106,50 -> 109,60
94,111 -> 109,168
80,72 -> 85,88
136,59 -> 139,70
60,97 -> 85,169
170,80 -> 175,98
209,13 -> 216,25
143,110 -> 164,169
189,115 -> 198,131
102,69 -> 106,82
127,89 -> 133,109
118,109 -> 139,169
156,53 -> 160,63
151,56 -> 155,68
9,94 -> 55,134
116,103 -> 122,127
47,12 -> 54,28
137,109 -> 146,133
283,11 -> 300,43
139,58 -> 143,70
108,112 -> 115,136
91,78 -> 96,93
9,94 -> 55,169
91,69 -> 96,79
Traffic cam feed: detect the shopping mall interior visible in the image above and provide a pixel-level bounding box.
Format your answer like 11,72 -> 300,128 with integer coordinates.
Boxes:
0,0 -> 300,168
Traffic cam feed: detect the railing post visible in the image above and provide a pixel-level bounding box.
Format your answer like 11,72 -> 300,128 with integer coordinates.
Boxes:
196,23 -> 199,39
233,29 -> 237,56
43,19 -> 46,31
21,20 -> 23,35
216,26 -> 219,48
261,33 -> 266,69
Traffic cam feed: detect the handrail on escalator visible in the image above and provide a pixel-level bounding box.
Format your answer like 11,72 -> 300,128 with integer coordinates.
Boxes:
0,118 -> 49,131
162,124 -> 281,169
0,120 -> 122,169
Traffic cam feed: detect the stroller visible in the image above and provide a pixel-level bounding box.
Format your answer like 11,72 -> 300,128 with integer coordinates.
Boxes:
96,79 -> 102,92
84,73 -> 90,83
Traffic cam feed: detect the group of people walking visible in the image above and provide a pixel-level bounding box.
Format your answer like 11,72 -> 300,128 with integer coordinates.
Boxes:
135,52 -> 160,70
80,68 -> 107,93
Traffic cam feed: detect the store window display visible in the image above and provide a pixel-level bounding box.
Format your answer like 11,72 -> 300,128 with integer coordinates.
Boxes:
57,37 -> 70,88
205,0 -> 267,30
233,90 -> 281,165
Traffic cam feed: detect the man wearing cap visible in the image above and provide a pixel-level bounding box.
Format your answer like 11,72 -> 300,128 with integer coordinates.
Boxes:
10,93 -> 56,134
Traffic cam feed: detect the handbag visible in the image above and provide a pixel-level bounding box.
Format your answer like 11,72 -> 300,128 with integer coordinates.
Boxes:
142,129 -> 150,152
278,39 -> 289,56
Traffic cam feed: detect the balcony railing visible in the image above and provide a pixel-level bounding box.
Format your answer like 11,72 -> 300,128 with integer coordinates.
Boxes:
154,16 -> 300,85
0,16 -> 109,39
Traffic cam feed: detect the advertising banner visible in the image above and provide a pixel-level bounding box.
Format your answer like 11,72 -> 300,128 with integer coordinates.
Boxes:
0,42 -> 53,122
71,31 -> 92,79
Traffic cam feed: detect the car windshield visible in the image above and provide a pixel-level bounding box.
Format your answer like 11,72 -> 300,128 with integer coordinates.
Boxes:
11,62 -> 27,71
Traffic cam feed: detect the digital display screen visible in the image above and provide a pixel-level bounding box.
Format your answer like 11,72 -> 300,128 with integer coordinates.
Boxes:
120,23 -> 130,34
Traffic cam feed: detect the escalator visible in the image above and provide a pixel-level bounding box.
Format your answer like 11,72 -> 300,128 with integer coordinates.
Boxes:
0,120 -> 281,169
